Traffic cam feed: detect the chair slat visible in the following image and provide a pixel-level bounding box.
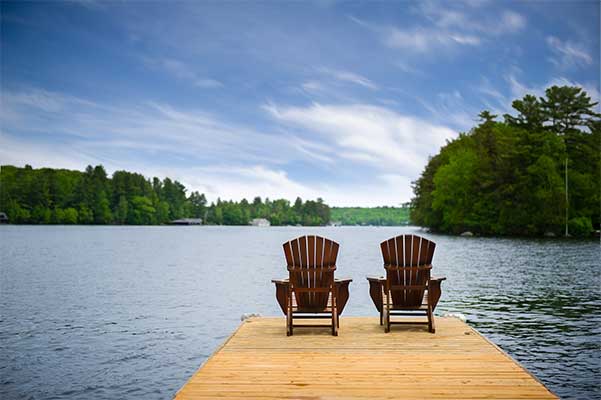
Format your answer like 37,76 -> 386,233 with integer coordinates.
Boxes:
403,236 -> 412,267
290,239 -> 301,267
412,235 -> 421,266
316,236 -> 324,267
283,242 -> 293,267
307,235 -> 316,267
380,241 -> 390,264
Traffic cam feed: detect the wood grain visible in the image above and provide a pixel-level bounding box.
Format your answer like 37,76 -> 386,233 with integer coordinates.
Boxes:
175,317 -> 557,399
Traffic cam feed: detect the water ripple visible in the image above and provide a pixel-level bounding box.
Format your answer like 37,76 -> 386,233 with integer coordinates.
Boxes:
0,225 -> 599,399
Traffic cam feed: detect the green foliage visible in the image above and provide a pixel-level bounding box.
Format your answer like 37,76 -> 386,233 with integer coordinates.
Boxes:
568,217 -> 593,237
432,148 -> 479,233
203,197 -> 330,226
63,208 -> 79,224
115,196 -> 129,224
129,196 -> 156,225
188,191 -> 207,218
412,85 -> 599,237
330,206 -> 410,226
0,165 -> 331,226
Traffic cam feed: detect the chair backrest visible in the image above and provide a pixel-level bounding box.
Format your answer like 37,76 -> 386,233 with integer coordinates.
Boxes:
380,235 -> 436,308
283,235 -> 339,311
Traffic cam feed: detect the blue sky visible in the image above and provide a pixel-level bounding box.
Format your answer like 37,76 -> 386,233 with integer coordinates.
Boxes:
1,1 -> 599,206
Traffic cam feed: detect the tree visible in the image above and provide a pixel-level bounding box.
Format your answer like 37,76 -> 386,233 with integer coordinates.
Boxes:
504,94 -> 545,131
115,196 -> 129,224
155,201 -> 170,224
78,205 -> 94,224
541,86 -> 599,135
63,208 -> 78,224
478,110 -> 497,124
129,196 -> 156,224
93,190 -> 112,224
188,191 -> 207,219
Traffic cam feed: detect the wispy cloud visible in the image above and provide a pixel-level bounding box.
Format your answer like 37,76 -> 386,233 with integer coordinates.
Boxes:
385,28 -> 480,52
264,102 -> 456,176
0,87 -> 329,169
546,36 -> 593,69
417,90 -> 477,130
352,3 -> 525,54
418,1 -> 525,34
395,60 -> 424,76
318,67 -> 378,90
144,57 -> 222,88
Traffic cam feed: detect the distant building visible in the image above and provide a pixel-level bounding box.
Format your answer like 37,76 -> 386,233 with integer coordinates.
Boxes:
0,212 -> 8,224
171,218 -> 202,225
250,218 -> 270,227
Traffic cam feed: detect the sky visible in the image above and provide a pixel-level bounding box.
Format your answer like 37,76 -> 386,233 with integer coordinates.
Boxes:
1,0 -> 599,206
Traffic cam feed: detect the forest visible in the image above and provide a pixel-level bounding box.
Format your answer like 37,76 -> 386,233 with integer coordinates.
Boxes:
331,206 -> 410,226
0,165 -> 330,226
411,85 -> 600,237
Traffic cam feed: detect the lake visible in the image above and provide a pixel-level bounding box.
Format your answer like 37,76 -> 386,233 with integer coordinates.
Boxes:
1,225 -> 599,399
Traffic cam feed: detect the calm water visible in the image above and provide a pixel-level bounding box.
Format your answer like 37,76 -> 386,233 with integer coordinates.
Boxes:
1,226 -> 599,399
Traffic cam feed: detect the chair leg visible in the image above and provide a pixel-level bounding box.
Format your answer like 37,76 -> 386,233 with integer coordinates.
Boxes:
384,306 -> 390,333
379,310 -> 383,326
332,305 -> 338,336
286,299 -> 293,336
427,304 -> 435,334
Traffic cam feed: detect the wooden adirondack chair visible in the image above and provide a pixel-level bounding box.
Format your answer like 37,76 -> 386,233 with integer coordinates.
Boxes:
376,234 -> 441,333
282,235 -> 341,336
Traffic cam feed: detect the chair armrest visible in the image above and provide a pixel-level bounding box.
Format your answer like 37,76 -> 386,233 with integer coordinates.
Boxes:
335,277 -> 353,283
271,278 -> 289,284
366,275 -> 385,283
430,276 -> 447,282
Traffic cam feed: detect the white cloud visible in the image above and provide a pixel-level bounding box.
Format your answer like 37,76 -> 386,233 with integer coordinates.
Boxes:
546,36 -> 593,69
395,60 -> 424,76
501,11 -> 526,33
418,2 -> 525,35
193,78 -> 223,88
264,102 -> 456,176
385,28 -> 480,52
302,80 -> 326,93
352,4 -> 525,54
0,87 -> 336,169
0,134 -> 98,171
144,57 -> 222,88
414,90 -> 477,131
318,68 -> 378,90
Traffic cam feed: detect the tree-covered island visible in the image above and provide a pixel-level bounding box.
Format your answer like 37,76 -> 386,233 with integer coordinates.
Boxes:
411,85 -> 599,237
0,165 -> 331,226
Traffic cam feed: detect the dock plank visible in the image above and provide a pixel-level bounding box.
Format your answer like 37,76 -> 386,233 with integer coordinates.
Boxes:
175,317 -> 557,399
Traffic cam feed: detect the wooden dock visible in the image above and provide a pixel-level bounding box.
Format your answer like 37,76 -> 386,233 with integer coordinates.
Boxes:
175,317 -> 557,399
